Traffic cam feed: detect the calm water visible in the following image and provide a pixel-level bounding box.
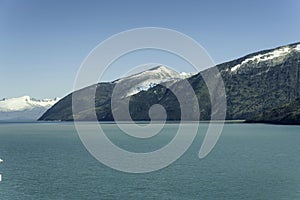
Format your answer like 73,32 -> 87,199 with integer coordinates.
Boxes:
0,122 -> 300,199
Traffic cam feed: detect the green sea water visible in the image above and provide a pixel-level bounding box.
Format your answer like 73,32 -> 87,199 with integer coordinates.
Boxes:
0,123 -> 300,199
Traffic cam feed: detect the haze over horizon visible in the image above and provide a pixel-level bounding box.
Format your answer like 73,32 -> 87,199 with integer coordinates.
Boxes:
1,0 -> 300,99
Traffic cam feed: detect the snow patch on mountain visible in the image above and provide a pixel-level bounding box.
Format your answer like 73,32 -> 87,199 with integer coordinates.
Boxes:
114,66 -> 194,98
295,44 -> 300,51
230,44 -> 300,73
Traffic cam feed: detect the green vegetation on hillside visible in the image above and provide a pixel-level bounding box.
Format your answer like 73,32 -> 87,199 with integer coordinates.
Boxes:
245,99 -> 300,125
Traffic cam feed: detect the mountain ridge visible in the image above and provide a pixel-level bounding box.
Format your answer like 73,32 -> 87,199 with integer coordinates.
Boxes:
39,42 -> 300,123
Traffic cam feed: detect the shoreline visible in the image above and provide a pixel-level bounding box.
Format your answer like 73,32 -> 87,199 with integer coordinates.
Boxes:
2,119 -> 300,126
0,119 -> 245,124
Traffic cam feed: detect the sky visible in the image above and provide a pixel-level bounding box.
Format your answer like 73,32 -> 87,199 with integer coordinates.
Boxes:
0,0 -> 299,99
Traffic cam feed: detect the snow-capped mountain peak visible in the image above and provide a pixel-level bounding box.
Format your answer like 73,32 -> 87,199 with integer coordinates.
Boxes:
113,65 -> 194,97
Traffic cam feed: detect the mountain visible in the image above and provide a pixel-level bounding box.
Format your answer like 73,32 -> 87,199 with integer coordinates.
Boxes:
245,99 -> 300,125
112,65 -> 193,98
0,96 -> 60,121
39,42 -> 300,122
219,42 -> 300,119
39,66 -> 192,121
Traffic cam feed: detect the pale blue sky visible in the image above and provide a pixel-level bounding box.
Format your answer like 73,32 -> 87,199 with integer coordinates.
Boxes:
0,0 -> 299,99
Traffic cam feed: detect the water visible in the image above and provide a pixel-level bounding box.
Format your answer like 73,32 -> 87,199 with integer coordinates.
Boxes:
0,123 -> 300,199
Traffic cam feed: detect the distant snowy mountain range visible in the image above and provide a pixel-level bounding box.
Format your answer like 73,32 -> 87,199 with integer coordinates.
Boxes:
0,96 -> 60,121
